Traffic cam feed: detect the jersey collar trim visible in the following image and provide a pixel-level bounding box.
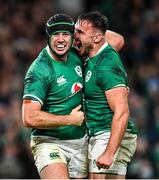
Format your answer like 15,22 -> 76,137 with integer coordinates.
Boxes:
94,41 -> 108,57
46,45 -> 55,61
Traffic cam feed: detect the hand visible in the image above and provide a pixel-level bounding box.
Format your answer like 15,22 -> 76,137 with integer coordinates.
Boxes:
96,153 -> 114,170
69,105 -> 84,126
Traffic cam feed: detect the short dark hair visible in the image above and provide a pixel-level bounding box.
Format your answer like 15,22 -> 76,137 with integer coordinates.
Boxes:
77,11 -> 108,34
46,13 -> 74,36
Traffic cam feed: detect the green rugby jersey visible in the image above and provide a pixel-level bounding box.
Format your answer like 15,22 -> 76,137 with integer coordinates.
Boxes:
23,46 -> 86,140
84,44 -> 137,136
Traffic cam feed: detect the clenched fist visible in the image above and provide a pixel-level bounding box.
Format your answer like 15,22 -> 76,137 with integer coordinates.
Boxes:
69,105 -> 85,126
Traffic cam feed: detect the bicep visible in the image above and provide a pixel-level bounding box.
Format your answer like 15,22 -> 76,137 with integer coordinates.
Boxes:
22,99 -> 41,111
105,87 -> 129,113
22,100 -> 41,125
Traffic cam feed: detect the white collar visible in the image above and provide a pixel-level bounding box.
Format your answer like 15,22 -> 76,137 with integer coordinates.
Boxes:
46,45 -> 55,61
93,41 -> 108,57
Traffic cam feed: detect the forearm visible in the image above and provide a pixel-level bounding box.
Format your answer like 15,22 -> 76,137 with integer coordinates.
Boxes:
104,111 -> 129,157
106,30 -> 125,52
95,88 -> 129,168
23,109 -> 71,129
22,102 -> 84,129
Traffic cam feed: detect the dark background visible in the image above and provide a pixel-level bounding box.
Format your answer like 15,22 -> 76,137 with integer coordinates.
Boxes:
0,0 -> 159,178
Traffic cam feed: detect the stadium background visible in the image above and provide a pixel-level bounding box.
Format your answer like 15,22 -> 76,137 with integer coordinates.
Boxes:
0,0 -> 159,178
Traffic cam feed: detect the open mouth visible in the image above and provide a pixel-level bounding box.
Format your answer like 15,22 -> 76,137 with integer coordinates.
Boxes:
74,39 -> 82,51
56,44 -> 66,51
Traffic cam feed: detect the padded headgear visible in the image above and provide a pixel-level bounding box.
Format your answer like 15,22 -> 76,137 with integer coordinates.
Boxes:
46,13 -> 74,37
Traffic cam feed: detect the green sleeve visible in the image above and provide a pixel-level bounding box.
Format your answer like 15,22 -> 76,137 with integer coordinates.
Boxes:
97,64 -> 127,91
23,63 -> 52,105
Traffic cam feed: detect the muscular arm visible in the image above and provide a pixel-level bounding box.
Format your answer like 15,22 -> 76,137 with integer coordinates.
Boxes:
105,30 -> 125,52
96,87 -> 129,168
22,100 -> 84,129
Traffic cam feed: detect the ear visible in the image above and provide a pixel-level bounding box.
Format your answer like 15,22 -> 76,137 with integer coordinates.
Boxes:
93,33 -> 103,43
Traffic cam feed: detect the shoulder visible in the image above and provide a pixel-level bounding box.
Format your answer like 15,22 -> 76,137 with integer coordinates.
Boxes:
103,45 -> 120,61
25,48 -> 54,79
98,45 -> 121,68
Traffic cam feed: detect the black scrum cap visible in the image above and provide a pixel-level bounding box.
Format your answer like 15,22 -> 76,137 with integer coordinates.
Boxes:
46,13 -> 74,37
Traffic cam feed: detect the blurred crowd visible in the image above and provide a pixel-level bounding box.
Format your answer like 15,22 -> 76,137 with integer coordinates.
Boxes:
0,0 -> 159,178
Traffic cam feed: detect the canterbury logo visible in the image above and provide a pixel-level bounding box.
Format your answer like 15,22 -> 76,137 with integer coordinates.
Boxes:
49,152 -> 61,159
57,75 -> 67,85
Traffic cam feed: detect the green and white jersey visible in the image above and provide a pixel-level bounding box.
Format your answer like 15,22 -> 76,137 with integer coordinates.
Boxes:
23,46 -> 86,140
84,43 -> 136,136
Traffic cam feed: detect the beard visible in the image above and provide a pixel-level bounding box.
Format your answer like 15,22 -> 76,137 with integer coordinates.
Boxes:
74,38 -> 93,58
79,43 -> 93,58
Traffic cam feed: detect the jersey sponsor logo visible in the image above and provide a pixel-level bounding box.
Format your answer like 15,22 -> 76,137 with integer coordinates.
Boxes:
85,70 -> 92,82
75,66 -> 82,77
71,82 -> 83,94
57,75 -> 67,86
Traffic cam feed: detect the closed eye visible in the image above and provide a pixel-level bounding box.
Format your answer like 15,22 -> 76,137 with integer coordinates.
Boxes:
76,29 -> 84,34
